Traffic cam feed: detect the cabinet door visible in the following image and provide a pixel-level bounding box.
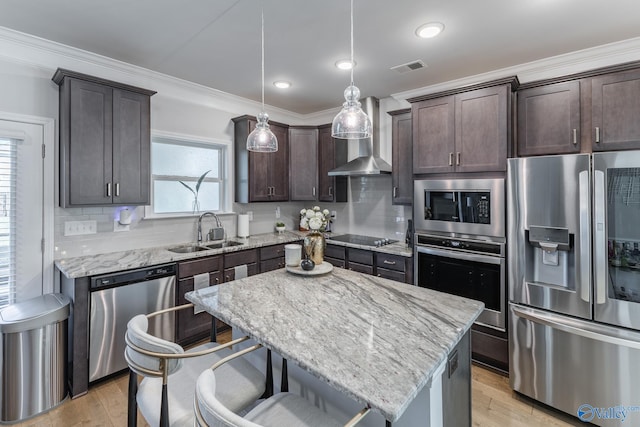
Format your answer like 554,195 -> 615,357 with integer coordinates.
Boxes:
412,96 -> 455,174
592,68 -> 640,151
289,127 -> 318,201
269,123 -> 290,201
247,121 -> 272,202
67,78 -> 113,205
390,110 -> 413,205
455,85 -> 508,172
112,89 -> 151,204
517,81 -> 581,156
318,126 -> 348,202
176,271 -> 222,345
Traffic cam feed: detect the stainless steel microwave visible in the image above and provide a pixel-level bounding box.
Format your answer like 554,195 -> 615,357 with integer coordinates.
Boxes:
413,178 -> 505,239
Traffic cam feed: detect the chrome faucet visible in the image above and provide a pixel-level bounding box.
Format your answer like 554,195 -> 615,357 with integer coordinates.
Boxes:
197,212 -> 222,243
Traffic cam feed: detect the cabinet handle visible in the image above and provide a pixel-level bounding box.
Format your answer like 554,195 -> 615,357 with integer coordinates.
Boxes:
312,187 -> 316,197
572,129 -> 578,145
595,127 -> 601,143
215,278 -> 219,284
393,187 -> 397,198
271,186 -> 275,196
449,152 -> 453,166
383,260 -> 397,265
225,275 -> 230,281
106,182 -> 111,197
456,152 -> 461,166
329,186 -> 333,197
115,182 -> 120,197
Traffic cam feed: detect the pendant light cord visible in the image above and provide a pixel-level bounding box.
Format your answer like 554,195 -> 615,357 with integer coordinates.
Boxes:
350,0 -> 354,87
261,7 -> 265,112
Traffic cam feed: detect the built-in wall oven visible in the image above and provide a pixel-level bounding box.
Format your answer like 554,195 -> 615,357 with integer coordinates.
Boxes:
413,178 -> 508,369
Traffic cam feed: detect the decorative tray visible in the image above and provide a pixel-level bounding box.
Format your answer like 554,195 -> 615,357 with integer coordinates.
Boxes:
286,261 -> 334,276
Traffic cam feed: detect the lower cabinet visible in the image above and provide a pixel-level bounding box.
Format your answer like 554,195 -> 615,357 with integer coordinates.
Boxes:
260,243 -> 287,272
326,243 -> 413,284
176,255 -> 223,346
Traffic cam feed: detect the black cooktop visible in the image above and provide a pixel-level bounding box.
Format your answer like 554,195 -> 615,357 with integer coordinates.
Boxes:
327,234 -> 398,247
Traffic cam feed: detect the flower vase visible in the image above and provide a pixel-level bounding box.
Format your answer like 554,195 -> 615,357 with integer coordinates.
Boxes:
303,230 -> 325,265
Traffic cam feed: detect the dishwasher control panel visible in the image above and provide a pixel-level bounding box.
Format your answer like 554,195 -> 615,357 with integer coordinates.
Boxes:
90,263 -> 177,290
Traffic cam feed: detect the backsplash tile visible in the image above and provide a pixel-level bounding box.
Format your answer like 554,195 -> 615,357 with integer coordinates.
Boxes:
54,176 -> 412,259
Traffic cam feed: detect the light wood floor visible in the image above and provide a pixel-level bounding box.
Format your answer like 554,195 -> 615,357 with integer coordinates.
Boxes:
14,334 -> 583,426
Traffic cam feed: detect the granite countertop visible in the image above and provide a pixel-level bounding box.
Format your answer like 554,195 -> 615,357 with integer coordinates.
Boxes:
56,230 -> 413,279
186,268 -> 483,422
55,232 -> 303,279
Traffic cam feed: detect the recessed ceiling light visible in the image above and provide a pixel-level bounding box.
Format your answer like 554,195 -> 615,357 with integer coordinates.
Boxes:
335,59 -> 356,70
273,81 -> 291,89
415,22 -> 444,39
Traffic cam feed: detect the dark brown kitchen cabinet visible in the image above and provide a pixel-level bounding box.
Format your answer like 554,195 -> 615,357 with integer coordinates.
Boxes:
592,68 -> 640,151
325,243 -> 346,268
318,125 -> 348,202
410,77 -> 516,175
376,252 -> 413,284
517,80 -> 581,156
326,243 -> 412,284
176,255 -> 223,346
223,248 -> 259,282
233,115 -> 289,203
54,69 -> 155,207
259,243 -> 287,272
388,109 -> 412,205
289,127 -> 318,201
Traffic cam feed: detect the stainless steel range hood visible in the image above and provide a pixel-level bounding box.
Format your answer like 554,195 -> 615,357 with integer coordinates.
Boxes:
328,96 -> 392,176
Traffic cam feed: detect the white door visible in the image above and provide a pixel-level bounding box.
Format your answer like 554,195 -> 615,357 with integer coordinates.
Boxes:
0,118 -> 50,305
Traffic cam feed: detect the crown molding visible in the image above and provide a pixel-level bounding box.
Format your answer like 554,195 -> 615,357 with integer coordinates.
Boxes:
0,26 -> 306,123
392,36 -> 640,102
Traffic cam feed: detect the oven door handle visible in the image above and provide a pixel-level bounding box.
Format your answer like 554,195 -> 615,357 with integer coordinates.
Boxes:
416,245 -> 503,265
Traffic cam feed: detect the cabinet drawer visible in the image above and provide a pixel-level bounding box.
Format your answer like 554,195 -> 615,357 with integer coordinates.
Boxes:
324,257 -> 345,268
178,256 -> 222,279
260,257 -> 285,273
176,271 -> 222,345
223,263 -> 259,282
325,244 -> 345,260
260,244 -> 286,261
376,268 -> 406,283
347,248 -> 373,265
224,249 -> 258,269
376,253 -> 406,272
348,262 -> 373,275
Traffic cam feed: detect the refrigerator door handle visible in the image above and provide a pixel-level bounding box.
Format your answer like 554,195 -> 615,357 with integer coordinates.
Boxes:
511,304 -> 640,349
578,170 -> 591,303
593,169 -> 607,305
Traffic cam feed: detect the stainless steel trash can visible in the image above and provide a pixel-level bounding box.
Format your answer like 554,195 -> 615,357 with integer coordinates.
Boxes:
0,293 -> 70,423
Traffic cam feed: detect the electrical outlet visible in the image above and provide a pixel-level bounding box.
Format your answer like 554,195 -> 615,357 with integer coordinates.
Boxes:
247,211 -> 253,221
331,210 -> 337,220
275,206 -> 281,219
64,220 -> 97,236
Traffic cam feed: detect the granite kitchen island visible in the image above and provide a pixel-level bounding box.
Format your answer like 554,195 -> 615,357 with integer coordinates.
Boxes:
186,265 -> 483,426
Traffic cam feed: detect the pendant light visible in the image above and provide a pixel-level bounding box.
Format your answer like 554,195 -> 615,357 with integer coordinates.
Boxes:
331,0 -> 371,139
247,7 -> 278,152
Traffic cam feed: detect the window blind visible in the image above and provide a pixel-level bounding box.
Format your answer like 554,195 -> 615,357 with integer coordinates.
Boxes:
0,138 -> 16,308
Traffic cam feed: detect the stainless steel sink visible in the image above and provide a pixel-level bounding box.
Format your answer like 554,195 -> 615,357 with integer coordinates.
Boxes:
167,241 -> 244,253
167,245 -> 210,253
200,241 -> 244,250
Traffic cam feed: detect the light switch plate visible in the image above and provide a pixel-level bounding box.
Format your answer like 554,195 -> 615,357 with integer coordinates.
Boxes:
64,220 -> 97,236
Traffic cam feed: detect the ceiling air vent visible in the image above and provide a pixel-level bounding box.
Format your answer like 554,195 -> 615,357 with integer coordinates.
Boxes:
390,60 -> 426,74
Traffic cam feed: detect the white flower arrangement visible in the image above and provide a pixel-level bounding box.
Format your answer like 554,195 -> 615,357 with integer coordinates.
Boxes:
299,206 -> 331,231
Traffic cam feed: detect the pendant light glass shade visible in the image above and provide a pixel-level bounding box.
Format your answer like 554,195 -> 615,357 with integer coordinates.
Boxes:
247,7 -> 277,152
331,0 -> 371,139
247,111 -> 278,152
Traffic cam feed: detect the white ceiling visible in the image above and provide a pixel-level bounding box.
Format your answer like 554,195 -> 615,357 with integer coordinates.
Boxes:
1,0 -> 640,114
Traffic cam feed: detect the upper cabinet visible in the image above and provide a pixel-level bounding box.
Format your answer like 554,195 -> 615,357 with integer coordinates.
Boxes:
591,68 -> 640,151
409,77 -> 517,175
317,125 -> 348,203
289,127 -> 318,201
53,69 -> 155,207
516,61 -> 640,156
233,115 -> 289,203
388,109 -> 412,205
517,81 -> 581,156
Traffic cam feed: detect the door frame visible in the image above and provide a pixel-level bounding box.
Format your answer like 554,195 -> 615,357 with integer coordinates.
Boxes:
0,111 -> 55,295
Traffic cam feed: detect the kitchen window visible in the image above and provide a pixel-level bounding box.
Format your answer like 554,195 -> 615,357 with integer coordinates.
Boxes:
146,134 -> 230,218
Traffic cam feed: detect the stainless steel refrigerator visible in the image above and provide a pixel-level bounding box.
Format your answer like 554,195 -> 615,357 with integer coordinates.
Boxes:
508,151 -> 640,426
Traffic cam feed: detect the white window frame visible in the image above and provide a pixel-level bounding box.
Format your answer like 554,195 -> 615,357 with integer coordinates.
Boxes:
144,131 -> 233,219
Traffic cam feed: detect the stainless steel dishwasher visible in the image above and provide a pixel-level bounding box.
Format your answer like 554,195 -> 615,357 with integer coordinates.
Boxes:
89,263 -> 176,382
